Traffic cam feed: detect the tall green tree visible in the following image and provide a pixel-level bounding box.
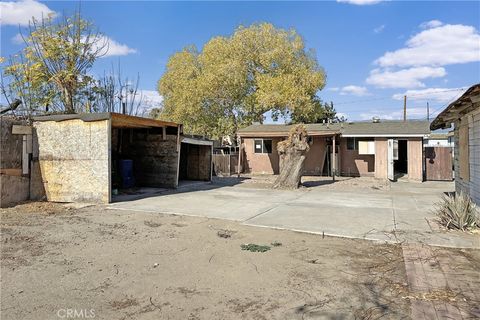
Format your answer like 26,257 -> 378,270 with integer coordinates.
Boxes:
1,12 -> 106,114
158,23 -> 326,138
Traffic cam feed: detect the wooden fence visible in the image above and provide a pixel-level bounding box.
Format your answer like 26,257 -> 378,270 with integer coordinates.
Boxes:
213,154 -> 240,176
425,146 -> 453,181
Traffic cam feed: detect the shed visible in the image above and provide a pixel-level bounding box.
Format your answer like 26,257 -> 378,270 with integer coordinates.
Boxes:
431,83 -> 480,204
32,113 -> 212,204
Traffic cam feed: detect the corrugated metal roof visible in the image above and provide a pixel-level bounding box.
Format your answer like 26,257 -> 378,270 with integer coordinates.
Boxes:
238,120 -> 430,137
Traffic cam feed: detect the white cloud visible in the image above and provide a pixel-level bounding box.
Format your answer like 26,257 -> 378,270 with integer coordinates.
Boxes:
392,87 -> 467,103
138,90 -> 163,114
0,0 -> 57,26
340,85 -> 370,96
366,67 -> 446,88
374,24 -> 385,34
93,36 -> 137,57
337,0 -> 384,5
420,20 -> 443,29
11,33 -> 24,44
327,87 -> 340,92
375,23 -> 480,68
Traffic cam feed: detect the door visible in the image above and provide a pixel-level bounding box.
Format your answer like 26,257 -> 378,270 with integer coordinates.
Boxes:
387,139 -> 394,181
425,147 -> 453,181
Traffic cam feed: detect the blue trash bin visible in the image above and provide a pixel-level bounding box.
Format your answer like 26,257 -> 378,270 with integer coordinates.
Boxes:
119,159 -> 135,188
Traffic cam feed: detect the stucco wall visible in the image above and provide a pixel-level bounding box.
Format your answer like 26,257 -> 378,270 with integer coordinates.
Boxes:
407,138 -> 424,181
34,119 -> 110,203
243,138 -> 281,174
304,137 -> 326,175
455,111 -> 480,205
339,138 -> 375,177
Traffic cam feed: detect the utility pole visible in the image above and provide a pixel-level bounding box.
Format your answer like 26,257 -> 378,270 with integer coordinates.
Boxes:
403,95 -> 407,122
427,102 -> 430,121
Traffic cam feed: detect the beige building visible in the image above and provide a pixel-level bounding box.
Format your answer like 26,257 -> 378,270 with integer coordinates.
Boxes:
431,83 -> 480,205
237,120 -> 430,181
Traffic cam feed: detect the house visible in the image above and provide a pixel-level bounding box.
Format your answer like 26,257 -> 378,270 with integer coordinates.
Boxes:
430,83 -> 480,205
29,113 -> 212,204
237,120 -> 430,181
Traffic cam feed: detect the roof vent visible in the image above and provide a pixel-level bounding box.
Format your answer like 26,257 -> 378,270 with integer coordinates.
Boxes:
372,117 -> 380,123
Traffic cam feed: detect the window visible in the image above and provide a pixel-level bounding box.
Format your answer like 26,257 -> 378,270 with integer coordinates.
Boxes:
347,138 -> 355,150
254,139 -> 272,154
347,137 -> 374,152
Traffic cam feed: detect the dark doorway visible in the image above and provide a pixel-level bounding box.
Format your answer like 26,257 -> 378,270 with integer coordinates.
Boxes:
179,142 -> 212,182
394,139 -> 408,176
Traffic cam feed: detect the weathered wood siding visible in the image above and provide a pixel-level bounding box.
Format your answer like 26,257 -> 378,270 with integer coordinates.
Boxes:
374,138 -> 388,179
407,138 -> 423,181
455,110 -> 480,205
33,119 -> 110,203
0,117 -> 30,207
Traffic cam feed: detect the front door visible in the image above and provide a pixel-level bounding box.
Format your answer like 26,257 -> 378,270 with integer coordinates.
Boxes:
387,139 -> 394,181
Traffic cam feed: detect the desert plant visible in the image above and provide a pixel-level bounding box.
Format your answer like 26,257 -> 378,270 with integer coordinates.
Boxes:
433,191 -> 479,231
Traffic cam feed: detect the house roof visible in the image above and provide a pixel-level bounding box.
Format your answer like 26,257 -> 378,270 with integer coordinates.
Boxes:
430,84 -> 480,130
237,120 -> 430,137
33,112 -> 180,129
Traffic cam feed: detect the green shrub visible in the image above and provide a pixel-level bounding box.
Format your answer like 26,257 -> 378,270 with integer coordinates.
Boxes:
433,192 -> 479,231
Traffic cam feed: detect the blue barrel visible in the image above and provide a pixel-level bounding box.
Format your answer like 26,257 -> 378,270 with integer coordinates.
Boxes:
119,159 -> 135,188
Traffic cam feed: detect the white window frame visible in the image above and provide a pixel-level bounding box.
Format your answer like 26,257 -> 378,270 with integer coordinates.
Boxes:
253,139 -> 272,154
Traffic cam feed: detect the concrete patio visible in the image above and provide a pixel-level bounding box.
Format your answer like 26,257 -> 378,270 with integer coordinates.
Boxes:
108,177 -> 479,248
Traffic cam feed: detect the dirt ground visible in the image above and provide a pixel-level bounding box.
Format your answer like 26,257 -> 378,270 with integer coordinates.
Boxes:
235,174 -> 391,191
0,202 -> 478,320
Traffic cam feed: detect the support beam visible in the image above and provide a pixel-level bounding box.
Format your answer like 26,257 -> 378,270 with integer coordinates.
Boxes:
237,137 -> 242,178
332,135 -> 336,182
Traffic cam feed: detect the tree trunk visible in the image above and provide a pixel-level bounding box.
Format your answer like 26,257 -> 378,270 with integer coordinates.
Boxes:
273,124 -> 309,189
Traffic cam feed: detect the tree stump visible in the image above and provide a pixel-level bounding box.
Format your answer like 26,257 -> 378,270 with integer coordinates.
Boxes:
273,124 -> 310,189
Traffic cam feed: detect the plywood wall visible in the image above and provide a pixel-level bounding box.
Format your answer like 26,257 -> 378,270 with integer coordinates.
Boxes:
34,119 -> 110,203
407,138 -> 424,181
374,138 -> 388,179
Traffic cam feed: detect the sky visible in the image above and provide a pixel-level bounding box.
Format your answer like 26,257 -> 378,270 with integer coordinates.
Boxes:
1,0 -> 479,122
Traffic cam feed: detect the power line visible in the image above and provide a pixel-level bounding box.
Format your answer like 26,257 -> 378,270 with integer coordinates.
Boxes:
332,87 -> 467,106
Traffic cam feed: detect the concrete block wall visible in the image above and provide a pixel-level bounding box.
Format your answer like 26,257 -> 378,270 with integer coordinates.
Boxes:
33,119 -> 110,203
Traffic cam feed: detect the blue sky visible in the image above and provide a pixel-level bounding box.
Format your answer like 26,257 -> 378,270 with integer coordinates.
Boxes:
1,0 -> 479,121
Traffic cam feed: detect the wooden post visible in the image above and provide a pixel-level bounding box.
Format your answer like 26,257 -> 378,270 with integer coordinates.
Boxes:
237,137 -> 242,178
332,135 -> 336,182
403,95 -> 407,122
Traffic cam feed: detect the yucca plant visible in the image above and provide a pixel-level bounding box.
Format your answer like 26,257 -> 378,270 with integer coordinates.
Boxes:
433,191 -> 479,231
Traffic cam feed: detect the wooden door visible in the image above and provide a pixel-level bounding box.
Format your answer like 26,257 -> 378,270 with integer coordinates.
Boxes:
425,147 -> 453,181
